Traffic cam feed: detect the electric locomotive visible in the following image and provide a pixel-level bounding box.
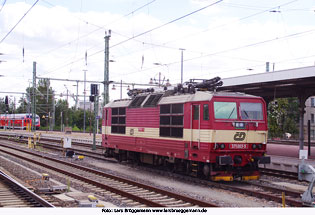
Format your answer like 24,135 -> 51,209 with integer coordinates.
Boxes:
102,77 -> 270,181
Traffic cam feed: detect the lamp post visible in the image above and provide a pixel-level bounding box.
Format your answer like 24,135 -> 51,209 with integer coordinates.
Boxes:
73,81 -> 79,110
64,85 -> 69,127
83,69 -> 87,133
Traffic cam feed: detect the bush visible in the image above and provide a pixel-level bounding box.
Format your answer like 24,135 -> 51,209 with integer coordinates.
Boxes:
72,125 -> 80,132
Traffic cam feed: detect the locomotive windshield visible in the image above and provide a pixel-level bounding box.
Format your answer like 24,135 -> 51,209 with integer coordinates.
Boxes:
214,102 -> 237,119
240,102 -> 263,120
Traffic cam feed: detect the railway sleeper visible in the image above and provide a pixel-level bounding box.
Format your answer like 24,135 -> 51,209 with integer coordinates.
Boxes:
145,195 -> 170,201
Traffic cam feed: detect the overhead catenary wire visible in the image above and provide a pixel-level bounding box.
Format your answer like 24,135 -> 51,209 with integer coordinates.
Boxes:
40,0 -> 224,76
40,24 -> 315,78
108,27 -> 315,79
110,0 -> 224,49
34,0 -> 157,60
40,0 -> 299,76
163,0 -> 299,45
0,0 -> 6,13
0,0 -> 40,45
2,0 -> 313,102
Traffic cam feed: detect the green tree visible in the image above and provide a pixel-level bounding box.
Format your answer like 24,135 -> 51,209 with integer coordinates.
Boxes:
0,97 -> 7,114
54,99 -> 68,129
36,79 -> 54,127
268,97 -> 299,138
16,95 -> 28,113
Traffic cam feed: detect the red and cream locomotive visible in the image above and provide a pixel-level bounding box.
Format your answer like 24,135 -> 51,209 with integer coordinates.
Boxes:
101,77 -> 270,181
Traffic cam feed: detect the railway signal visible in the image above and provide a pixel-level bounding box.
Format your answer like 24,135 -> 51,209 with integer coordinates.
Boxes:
90,84 -> 99,150
5,96 -> 8,111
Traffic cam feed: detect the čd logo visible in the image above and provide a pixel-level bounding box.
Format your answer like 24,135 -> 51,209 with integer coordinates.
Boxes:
234,132 -> 246,141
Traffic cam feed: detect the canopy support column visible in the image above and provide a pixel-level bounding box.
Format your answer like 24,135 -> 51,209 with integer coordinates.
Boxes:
298,94 -> 308,150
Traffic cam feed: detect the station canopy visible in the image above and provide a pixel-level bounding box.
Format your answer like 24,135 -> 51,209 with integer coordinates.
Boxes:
217,66 -> 315,102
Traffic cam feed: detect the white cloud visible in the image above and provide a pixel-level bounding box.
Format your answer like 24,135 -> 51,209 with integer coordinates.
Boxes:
0,1 -> 314,105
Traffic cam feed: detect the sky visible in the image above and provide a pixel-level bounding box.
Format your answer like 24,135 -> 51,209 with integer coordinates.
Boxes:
0,0 -> 315,107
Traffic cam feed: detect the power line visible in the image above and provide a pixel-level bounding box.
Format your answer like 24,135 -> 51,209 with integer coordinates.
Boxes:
40,0 -> 223,76
0,0 -> 40,44
109,27 -> 315,79
34,0 -> 157,59
110,0 -> 223,49
45,0 -> 296,73
0,0 -> 6,13
163,0 -> 299,45
182,27 -> 315,64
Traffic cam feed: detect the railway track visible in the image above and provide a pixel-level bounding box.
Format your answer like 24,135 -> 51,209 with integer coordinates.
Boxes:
139,164 -> 304,207
0,170 -> 54,207
0,131 -> 307,207
0,133 -> 303,182
0,133 -> 106,161
259,168 -> 298,180
0,141 -> 218,207
215,181 -> 303,207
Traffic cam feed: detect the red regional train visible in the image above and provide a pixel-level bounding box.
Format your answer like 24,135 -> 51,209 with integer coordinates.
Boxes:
101,78 -> 270,181
0,113 -> 40,130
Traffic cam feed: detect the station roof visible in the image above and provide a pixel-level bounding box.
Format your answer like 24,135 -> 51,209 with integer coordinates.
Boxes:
217,66 -> 315,101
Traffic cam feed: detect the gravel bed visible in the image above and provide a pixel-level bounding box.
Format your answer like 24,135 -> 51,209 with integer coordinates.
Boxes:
0,141 -> 284,207
0,149 -> 127,207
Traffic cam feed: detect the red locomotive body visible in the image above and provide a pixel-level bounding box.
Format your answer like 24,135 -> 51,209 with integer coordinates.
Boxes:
102,90 -> 270,181
0,113 -> 40,130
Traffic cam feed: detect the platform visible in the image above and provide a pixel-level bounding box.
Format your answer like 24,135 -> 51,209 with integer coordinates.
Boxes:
260,144 -> 315,172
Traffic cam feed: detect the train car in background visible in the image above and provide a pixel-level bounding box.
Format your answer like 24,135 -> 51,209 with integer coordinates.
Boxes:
102,77 -> 270,181
0,113 -> 40,130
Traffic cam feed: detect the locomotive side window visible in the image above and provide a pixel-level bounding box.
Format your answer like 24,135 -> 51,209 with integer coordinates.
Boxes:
172,104 -> 183,113
240,103 -> 263,120
160,104 -> 171,114
159,104 -> 183,138
214,102 -> 237,119
203,104 -> 209,120
111,107 -> 126,134
193,105 -> 199,120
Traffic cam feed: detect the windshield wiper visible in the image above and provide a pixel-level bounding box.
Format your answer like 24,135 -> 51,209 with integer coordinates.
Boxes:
242,110 -> 250,119
228,107 -> 235,119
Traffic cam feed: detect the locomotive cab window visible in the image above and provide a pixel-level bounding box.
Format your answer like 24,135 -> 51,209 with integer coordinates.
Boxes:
159,104 -> 184,138
214,102 -> 237,119
240,103 -> 263,120
111,107 -> 126,134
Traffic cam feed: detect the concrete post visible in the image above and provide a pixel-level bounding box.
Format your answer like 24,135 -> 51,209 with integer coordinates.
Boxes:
299,95 -> 307,150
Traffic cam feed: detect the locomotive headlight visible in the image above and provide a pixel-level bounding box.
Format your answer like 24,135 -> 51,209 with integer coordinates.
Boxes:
257,144 -> 262,149
252,144 -> 257,149
234,122 -> 245,129
220,144 -> 225,149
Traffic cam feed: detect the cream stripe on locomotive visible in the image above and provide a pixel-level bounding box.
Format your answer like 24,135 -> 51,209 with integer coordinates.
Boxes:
102,126 -> 267,144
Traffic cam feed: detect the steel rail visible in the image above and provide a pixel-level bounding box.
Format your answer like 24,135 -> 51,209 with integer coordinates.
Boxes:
259,168 -> 298,180
0,142 -> 217,207
0,170 -> 55,207
0,133 -> 304,207
211,182 -> 303,207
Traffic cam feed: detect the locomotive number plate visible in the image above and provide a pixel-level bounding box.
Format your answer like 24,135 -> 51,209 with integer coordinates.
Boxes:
229,144 -> 248,149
